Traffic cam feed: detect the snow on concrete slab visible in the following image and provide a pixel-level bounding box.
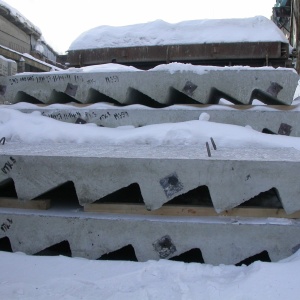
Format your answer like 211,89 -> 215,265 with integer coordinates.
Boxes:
69,16 -> 289,51
1,108 -> 300,150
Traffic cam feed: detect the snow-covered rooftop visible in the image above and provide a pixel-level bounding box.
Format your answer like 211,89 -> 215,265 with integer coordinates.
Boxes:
0,0 -> 41,36
69,16 -> 289,51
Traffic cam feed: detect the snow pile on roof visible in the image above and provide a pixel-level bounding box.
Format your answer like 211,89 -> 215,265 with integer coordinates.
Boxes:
1,108 -> 300,150
69,16 -> 288,51
0,249 -> 300,299
67,62 -> 141,73
0,0 -> 41,36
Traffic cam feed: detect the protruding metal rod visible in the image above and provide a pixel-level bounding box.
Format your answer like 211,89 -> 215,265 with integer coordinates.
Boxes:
210,137 -> 217,150
206,142 -> 211,157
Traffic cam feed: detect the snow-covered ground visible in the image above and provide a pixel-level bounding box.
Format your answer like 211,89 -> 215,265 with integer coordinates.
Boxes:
0,249 -> 300,300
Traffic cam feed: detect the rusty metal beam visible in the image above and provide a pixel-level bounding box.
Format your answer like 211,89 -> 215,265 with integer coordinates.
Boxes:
67,42 -> 289,68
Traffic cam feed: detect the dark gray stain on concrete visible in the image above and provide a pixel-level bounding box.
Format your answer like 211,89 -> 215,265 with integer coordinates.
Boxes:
278,123 -> 292,136
153,235 -> 176,258
160,172 -> 183,198
182,81 -> 198,96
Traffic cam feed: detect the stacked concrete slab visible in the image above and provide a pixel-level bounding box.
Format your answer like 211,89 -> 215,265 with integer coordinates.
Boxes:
0,65 -> 300,264
0,67 -> 298,105
0,143 -> 300,214
1,208 -> 300,265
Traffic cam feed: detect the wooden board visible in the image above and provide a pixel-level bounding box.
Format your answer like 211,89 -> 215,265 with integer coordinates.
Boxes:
0,197 -> 51,210
84,203 -> 300,219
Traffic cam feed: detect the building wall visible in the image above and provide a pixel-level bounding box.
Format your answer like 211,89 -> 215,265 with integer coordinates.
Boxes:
0,13 -> 58,65
0,14 -> 30,54
291,0 -> 300,73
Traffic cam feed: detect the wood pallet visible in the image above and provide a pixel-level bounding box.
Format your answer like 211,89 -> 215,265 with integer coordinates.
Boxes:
84,203 -> 300,219
0,197 -> 299,219
0,197 -> 50,210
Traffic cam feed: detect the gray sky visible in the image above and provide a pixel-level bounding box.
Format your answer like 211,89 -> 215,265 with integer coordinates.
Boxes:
4,0 -> 276,54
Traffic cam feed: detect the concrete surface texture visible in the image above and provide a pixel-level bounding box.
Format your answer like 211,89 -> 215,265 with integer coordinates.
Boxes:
0,68 -> 298,105
0,143 -> 300,213
0,208 -> 299,265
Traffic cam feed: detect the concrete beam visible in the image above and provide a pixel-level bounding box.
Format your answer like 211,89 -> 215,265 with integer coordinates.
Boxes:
0,144 -> 300,214
0,209 -> 299,265
0,67 -> 298,105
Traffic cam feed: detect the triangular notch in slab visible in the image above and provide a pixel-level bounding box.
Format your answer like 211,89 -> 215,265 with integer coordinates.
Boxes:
240,188 -> 282,208
170,248 -> 205,263
0,178 -> 18,198
236,250 -> 271,266
50,90 -> 80,104
0,237 -> 13,252
166,185 -> 213,207
262,128 -> 276,135
87,88 -> 122,105
95,183 -> 144,204
15,91 -> 43,104
98,244 -> 138,262
127,88 -> 165,108
34,240 -> 72,257
33,181 -> 80,208
168,87 -> 201,106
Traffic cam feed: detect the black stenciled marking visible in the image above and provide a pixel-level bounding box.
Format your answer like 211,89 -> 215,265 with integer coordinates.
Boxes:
87,79 -> 96,84
1,218 -> 13,232
52,74 -> 71,82
99,112 -> 111,121
65,83 -> 78,97
19,75 -> 34,83
105,76 -> 119,84
0,85 -> 7,96
114,111 -> 129,120
182,81 -> 198,96
153,235 -> 176,259
278,123 -> 292,136
266,82 -> 283,98
1,157 -> 16,174
159,172 -> 183,198
9,78 -> 18,85
0,137 -> 5,145
85,111 -> 97,118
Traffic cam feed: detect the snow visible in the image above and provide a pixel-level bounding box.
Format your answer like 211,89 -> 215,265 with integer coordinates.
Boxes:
149,62 -> 297,75
0,55 -> 15,64
69,16 -> 289,51
0,0 -> 41,36
2,108 -> 300,150
0,250 -> 300,299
